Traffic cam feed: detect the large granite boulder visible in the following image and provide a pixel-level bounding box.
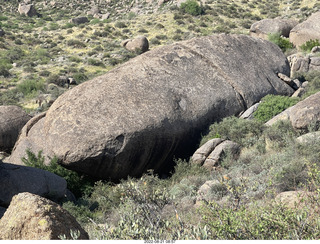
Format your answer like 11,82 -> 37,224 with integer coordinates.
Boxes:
0,106 -> 31,152
266,91 -> 320,131
289,11 -> 320,48
0,192 -> 89,240
0,161 -> 67,207
8,34 -> 294,180
18,3 -> 39,17
250,18 -> 298,40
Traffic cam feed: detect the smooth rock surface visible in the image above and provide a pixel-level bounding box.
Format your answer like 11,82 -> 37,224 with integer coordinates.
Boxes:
8,34 -> 294,180
0,161 -> 67,207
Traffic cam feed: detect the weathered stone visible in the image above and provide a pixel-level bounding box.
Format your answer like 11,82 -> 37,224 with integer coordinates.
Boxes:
191,138 -> 224,165
266,91 -> 320,130
71,16 -> 89,25
202,140 -> 241,170
0,106 -> 31,152
275,191 -> 315,209
278,72 -> 296,89
291,87 -> 306,98
296,131 -> 320,144
124,36 -> 149,53
196,179 -> 219,204
311,46 -> 320,54
0,161 -> 67,207
240,102 -> 260,120
18,3 -> 38,17
8,34 -> 294,180
250,18 -> 298,40
0,192 -> 89,240
289,11 -> 320,48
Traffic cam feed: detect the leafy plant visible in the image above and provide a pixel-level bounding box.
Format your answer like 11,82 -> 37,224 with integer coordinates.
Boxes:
268,33 -> 294,53
22,149 -> 94,198
300,39 -> 320,52
254,95 -> 300,123
180,0 -> 204,16
201,116 -> 264,147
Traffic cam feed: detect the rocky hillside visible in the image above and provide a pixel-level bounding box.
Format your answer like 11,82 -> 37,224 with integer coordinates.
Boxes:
0,0 -> 319,111
1,0 -> 320,240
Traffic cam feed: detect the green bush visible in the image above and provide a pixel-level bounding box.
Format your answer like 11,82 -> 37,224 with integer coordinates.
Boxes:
17,78 -> 45,97
268,33 -> 294,53
201,116 -> 264,147
300,39 -> 320,52
87,58 -> 105,67
0,60 -> 12,77
22,149 -> 94,198
180,0 -> 204,16
67,39 -> 86,48
254,95 -> 300,123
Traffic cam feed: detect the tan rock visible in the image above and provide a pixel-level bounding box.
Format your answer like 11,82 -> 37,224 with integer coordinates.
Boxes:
0,192 -> 89,240
289,11 -> 320,48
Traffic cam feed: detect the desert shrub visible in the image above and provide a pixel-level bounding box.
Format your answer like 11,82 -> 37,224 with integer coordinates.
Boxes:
263,120 -> 299,150
6,47 -> 25,63
22,149 -> 94,198
114,21 -> 127,28
169,159 -> 209,184
150,38 -> 161,45
0,60 -> 12,77
88,173 -> 209,240
254,95 -> 300,123
87,58 -> 105,67
268,33 -> 294,53
0,88 -> 20,105
274,160 -> 308,191
69,56 -> 82,63
201,116 -> 264,147
198,199 -> 320,239
72,72 -> 88,83
17,78 -> 45,97
180,0 -> 204,16
300,39 -> 320,52
67,39 -> 86,48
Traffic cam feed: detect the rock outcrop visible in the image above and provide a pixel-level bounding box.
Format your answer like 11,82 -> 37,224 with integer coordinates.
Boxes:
266,91 -> 320,131
192,139 -> 241,171
122,36 -> 149,53
288,53 -> 320,75
18,3 -> 39,17
250,18 -> 298,40
8,34 -> 294,180
0,161 -> 67,207
0,106 -> 31,152
289,11 -> 320,48
0,192 -> 89,240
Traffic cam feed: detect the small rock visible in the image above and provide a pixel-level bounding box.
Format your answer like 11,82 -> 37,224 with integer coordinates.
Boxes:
202,140 -> 241,171
296,131 -> 320,144
240,102 -> 260,119
191,138 -> 224,165
311,46 -> 320,54
123,36 -> 149,53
